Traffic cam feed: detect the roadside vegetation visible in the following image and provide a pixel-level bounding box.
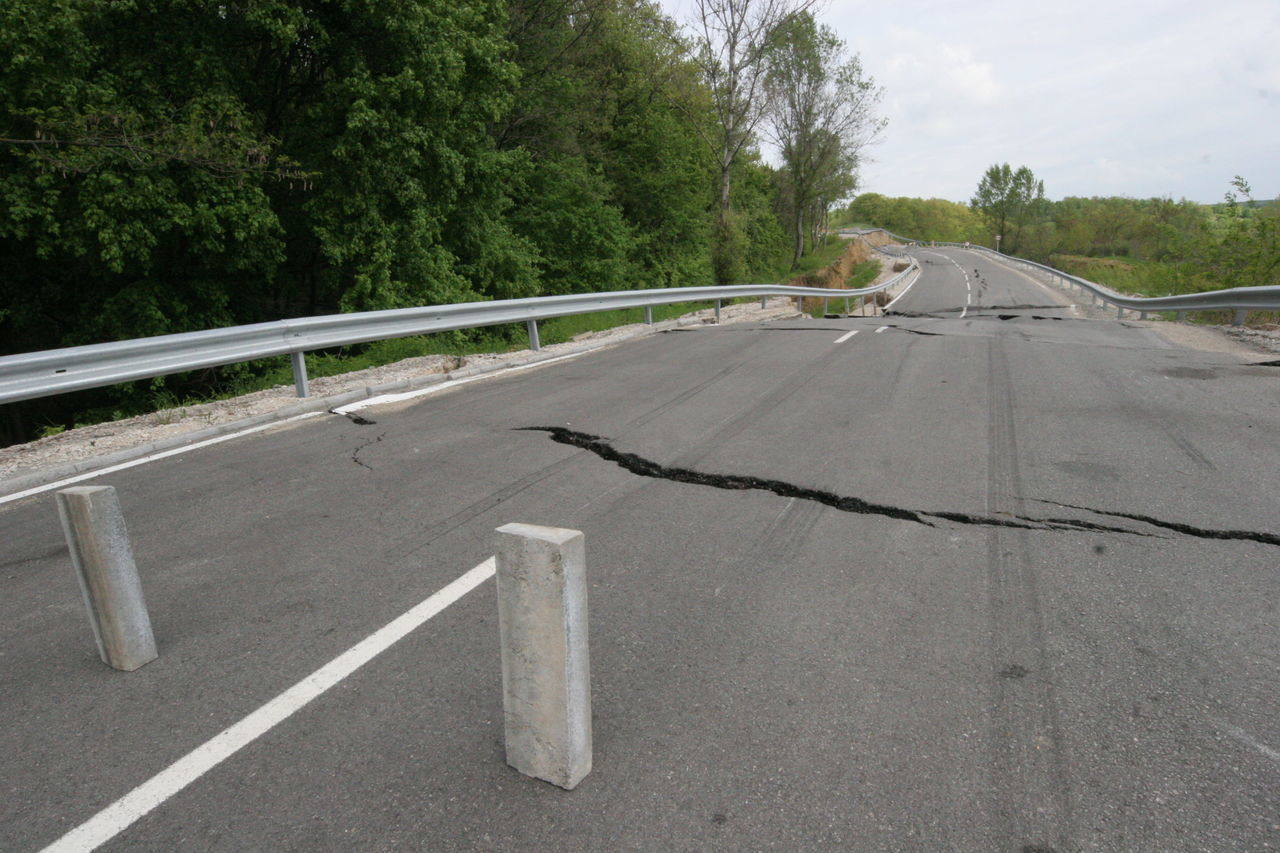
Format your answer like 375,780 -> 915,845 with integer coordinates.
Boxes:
835,171 -> 1278,325
0,0 -> 885,445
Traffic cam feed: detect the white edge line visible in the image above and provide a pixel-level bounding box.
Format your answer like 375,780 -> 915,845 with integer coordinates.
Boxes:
333,349 -> 592,415
5,348 -> 597,506
0,413 -> 325,507
39,558 -> 497,853
882,269 -> 919,311
833,330 -> 859,344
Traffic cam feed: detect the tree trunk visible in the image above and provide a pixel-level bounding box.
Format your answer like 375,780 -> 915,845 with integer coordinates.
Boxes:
792,206 -> 805,267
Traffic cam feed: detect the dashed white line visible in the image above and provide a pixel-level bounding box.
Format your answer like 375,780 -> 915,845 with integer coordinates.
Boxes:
875,325 -> 889,334
834,329 -> 860,343
38,558 -> 497,853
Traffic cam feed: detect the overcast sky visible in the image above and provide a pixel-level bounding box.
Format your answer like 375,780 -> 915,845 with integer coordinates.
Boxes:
661,0 -> 1279,203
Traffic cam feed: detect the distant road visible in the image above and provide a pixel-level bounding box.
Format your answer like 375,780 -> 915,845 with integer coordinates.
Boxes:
3,246 -> 1278,851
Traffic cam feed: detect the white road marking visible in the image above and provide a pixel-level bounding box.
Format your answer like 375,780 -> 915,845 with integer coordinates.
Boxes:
1214,720 -> 1280,765
3,350 -> 601,506
881,269 -> 920,311
38,558 -> 497,853
333,349 -> 593,415
875,326 -> 889,334
0,413 -> 325,507
834,329 -> 859,343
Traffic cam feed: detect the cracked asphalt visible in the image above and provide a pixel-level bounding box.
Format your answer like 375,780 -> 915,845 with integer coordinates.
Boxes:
3,247 -> 1279,851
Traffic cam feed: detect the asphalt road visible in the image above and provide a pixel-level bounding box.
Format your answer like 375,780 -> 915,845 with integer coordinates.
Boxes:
3,247 -> 1279,851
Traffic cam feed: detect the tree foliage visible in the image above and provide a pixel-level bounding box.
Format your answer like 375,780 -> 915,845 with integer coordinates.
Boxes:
765,12 -> 883,265
685,0 -> 816,282
970,163 -> 1045,254
0,0 -> 869,443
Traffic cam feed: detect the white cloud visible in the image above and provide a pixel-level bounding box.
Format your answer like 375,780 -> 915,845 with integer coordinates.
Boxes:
657,0 -> 1280,201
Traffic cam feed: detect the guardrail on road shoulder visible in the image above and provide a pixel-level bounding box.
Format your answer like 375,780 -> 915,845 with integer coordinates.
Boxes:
0,263 -> 918,407
858,229 -> 1280,325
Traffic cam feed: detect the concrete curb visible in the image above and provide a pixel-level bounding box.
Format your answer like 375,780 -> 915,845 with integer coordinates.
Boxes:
1,307 -> 800,499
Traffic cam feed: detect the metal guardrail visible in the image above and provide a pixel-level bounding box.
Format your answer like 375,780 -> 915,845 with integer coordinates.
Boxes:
857,229 -> 1280,324
0,262 -> 918,406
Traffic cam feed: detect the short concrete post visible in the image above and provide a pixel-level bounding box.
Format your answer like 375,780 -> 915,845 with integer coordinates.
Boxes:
290,351 -> 310,398
495,523 -> 591,790
644,305 -> 653,325
527,319 -> 541,351
55,486 -> 158,671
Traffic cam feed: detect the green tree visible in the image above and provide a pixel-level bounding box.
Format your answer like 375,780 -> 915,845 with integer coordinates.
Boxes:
765,12 -> 883,266
1184,177 -> 1279,290
686,0 -> 816,282
970,163 -> 1044,253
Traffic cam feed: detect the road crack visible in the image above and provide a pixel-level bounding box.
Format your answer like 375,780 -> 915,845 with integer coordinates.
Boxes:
1031,499 -> 1280,547
516,427 -> 1156,538
350,431 -> 386,470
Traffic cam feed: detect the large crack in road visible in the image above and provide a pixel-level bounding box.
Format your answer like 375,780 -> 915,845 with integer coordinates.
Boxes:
518,427 -> 1279,547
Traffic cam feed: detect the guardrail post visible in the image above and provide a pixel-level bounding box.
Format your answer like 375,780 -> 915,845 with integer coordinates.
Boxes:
644,306 -> 653,325
1233,310 -> 1246,326
1176,311 -> 1186,322
290,352 -> 310,398
844,296 -> 851,314
55,486 -> 158,672
714,299 -> 722,324
1116,305 -> 1124,319
760,296 -> 767,309
1140,311 -> 1149,320
527,319 -> 541,351
822,297 -> 829,316
495,523 -> 591,790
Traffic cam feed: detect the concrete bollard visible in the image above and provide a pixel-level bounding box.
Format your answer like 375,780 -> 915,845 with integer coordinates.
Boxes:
55,486 -> 158,671
495,523 -> 591,790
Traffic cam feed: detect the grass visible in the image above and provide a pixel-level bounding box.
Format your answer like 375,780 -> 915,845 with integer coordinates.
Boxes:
753,236 -> 853,284
1051,254 -> 1280,327
804,259 -> 880,317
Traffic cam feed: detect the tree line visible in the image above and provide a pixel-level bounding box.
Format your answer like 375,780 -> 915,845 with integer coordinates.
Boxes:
839,165 -> 1277,297
0,0 -> 883,443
